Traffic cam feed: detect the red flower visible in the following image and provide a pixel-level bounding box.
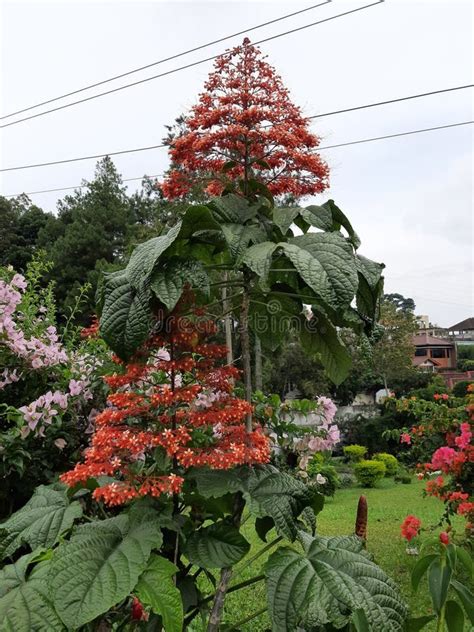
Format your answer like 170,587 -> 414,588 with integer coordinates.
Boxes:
400,433 -> 411,445
439,531 -> 449,545
161,39 -> 329,200
401,515 -> 421,542
131,597 -> 148,621
61,299 -> 271,506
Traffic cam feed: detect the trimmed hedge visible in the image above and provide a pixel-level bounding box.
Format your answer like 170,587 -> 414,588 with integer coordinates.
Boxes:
354,460 -> 386,487
373,452 -> 399,477
343,444 -> 367,462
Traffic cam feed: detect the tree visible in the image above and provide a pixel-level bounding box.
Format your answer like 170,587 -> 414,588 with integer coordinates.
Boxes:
161,38 -> 329,199
39,158 -> 136,319
384,292 -> 415,313
0,195 -> 54,270
372,299 -> 417,392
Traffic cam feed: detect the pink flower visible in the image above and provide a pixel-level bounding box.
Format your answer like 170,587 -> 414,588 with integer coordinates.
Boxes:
54,438 -> 67,450
431,447 -> 457,473
455,423 -> 472,450
401,515 -> 421,542
69,379 -> 84,396
11,274 -> 27,291
401,433 -> 411,445
439,532 -> 449,545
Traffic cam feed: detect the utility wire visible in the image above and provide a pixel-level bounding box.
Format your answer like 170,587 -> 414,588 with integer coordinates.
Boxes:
0,1 -> 383,129
4,119 -> 472,197
0,1 -> 331,121
1,83 -> 472,173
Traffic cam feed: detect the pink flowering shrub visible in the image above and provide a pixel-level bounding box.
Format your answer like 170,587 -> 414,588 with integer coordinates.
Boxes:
0,260 -> 112,516
393,388 -> 474,533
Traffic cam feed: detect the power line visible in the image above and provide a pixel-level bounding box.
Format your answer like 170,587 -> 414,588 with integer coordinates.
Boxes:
0,1 -> 383,130
4,118 -> 472,198
1,83 -> 472,173
4,174 -> 163,197
0,1 -> 331,121
314,120 -> 473,151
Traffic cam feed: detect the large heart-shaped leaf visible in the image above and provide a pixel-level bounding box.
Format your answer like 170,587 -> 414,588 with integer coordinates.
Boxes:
281,232 -> 358,310
301,311 -> 352,385
243,466 -> 324,541
241,241 -> 277,291
0,555 -> 64,632
0,485 -> 82,560
150,260 -> 210,310
126,222 -> 182,286
266,533 -> 408,632
185,521 -> 250,569
49,513 -> 162,629
191,466 -> 323,542
221,224 -> 266,259
135,555 -> 183,632
355,255 -> 385,325
210,194 -> 259,224
273,206 -> 300,235
99,273 -> 151,359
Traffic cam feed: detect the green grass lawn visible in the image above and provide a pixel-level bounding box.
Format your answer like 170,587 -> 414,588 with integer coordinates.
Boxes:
195,479 -> 465,631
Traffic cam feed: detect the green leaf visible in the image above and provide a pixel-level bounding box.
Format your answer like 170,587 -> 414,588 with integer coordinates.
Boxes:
452,579 -> 474,625
135,555 -> 183,632
221,223 -> 266,259
243,466 -> 323,541
428,559 -> 452,614
184,521 -> 250,569
189,468 -> 243,498
411,554 -> 438,592
281,232 -> 358,310
0,485 -> 82,560
301,312 -> 352,385
249,292 -> 302,352
456,546 -> 473,577
445,599 -> 464,632
100,273 -> 151,359
405,615 -> 436,631
324,199 -> 361,248
352,608 -> 370,632
446,543 -> 457,571
355,255 -> 385,325
150,260 -> 210,310
265,533 -> 408,632
300,204 -> 333,231
273,206 -> 300,235
0,555 -> 64,632
211,194 -> 259,224
49,513 -> 162,629
241,241 -> 277,291
179,205 -> 222,239
126,222 -> 182,285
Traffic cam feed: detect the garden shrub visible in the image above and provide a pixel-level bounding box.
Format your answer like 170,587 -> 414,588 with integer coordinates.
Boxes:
452,380 -> 473,397
394,468 -> 412,484
343,444 -> 367,462
354,460 -> 386,487
373,452 -> 399,476
338,472 -> 356,488
307,458 -> 340,496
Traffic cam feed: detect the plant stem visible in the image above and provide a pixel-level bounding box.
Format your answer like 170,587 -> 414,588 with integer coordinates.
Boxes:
233,536 -> 282,579
206,493 -> 245,632
239,274 -> 253,432
226,605 -> 268,630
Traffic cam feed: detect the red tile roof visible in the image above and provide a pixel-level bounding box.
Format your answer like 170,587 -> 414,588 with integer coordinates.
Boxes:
413,333 -> 454,346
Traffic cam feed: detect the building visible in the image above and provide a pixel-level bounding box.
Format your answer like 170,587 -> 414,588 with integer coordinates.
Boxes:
448,317 -> 474,344
412,333 -> 456,371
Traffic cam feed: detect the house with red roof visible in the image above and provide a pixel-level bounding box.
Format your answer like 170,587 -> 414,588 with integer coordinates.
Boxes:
412,332 -> 456,371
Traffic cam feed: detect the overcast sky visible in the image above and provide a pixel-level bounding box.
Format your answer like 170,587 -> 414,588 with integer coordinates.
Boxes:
1,0 -> 472,327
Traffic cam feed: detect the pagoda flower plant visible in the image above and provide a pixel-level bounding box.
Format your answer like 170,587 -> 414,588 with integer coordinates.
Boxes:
0,39 -> 414,632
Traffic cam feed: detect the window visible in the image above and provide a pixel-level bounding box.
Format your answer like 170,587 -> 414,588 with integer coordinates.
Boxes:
431,348 -> 446,358
415,348 -> 427,356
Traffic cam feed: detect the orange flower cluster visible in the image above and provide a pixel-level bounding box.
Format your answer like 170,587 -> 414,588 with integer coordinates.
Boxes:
61,309 -> 270,505
161,38 -> 329,199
